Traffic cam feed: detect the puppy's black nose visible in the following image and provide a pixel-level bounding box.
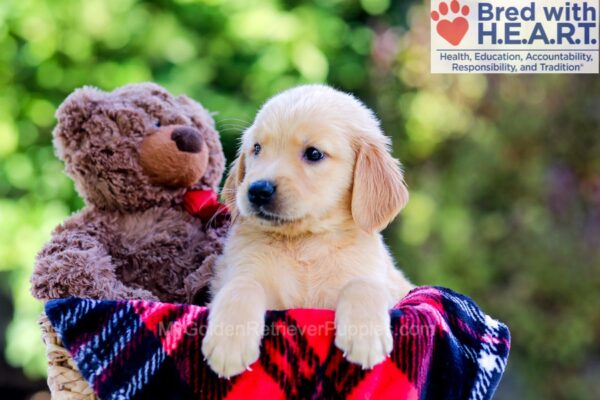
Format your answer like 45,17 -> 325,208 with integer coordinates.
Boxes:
248,180 -> 276,207
171,127 -> 202,153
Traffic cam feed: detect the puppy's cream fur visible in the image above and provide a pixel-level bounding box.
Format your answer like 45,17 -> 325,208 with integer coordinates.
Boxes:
202,85 -> 413,378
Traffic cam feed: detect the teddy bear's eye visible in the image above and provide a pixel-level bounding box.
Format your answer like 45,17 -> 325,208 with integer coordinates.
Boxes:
154,120 -> 161,128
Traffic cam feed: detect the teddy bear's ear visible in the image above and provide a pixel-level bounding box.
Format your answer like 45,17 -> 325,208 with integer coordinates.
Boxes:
53,86 -> 105,160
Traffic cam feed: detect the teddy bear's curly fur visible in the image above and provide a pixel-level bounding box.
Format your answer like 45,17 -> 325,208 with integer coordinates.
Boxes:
30,83 -> 229,304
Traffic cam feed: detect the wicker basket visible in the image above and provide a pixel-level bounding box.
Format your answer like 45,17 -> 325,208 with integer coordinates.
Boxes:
39,313 -> 96,400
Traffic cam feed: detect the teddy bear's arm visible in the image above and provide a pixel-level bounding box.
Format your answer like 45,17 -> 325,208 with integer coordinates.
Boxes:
31,220 -> 157,301
183,223 -> 230,305
184,254 -> 217,305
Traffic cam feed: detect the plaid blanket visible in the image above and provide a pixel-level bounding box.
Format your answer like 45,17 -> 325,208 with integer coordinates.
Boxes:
45,286 -> 510,400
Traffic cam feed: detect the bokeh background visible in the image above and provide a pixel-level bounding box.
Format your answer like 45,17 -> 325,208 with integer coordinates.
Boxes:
0,0 -> 599,398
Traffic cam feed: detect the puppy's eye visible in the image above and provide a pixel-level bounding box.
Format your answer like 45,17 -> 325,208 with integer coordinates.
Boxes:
304,147 -> 324,162
253,143 -> 261,156
154,120 -> 161,128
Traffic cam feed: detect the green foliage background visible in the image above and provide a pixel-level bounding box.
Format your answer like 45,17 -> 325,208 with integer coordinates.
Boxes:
0,0 -> 599,398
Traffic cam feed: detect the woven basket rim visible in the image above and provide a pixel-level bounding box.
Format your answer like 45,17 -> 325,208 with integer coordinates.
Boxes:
39,313 -> 96,400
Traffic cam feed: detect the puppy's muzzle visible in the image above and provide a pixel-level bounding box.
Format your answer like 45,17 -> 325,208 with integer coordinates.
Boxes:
248,180 -> 276,208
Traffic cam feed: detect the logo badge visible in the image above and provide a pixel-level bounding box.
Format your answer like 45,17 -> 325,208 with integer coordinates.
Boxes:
430,0 -> 599,74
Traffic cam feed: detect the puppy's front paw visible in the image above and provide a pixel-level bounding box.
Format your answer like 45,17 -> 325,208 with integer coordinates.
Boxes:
201,320 -> 262,378
335,311 -> 393,369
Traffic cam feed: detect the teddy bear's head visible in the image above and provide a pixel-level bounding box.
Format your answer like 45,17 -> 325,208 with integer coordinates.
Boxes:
53,83 -> 225,211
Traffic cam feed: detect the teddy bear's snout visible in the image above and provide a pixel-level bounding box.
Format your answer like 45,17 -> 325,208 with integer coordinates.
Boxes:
140,125 -> 209,188
171,127 -> 202,153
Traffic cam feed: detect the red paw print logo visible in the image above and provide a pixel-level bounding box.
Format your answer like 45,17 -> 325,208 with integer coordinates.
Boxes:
431,0 -> 470,46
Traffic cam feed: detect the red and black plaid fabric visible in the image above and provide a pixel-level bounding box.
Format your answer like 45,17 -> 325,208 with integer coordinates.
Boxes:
45,286 -> 510,400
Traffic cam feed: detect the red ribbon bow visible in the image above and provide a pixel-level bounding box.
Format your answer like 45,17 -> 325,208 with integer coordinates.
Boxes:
183,189 -> 230,224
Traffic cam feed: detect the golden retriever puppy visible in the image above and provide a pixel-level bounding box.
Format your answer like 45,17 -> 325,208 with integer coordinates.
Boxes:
202,84 -> 413,378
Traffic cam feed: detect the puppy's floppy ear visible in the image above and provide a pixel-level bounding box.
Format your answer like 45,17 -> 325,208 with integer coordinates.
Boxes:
222,152 -> 246,214
351,136 -> 409,233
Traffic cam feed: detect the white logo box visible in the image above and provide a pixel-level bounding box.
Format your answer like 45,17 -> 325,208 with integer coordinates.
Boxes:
430,0 -> 599,73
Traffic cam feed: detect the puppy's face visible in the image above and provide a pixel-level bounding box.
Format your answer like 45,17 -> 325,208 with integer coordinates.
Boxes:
225,85 -> 409,234
236,117 -> 355,228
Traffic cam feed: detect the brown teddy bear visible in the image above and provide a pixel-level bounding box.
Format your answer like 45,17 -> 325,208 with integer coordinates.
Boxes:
30,83 -> 229,305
